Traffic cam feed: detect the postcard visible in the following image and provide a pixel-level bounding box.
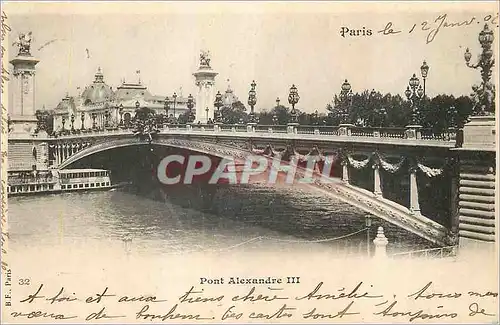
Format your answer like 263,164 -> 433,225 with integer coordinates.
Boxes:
1,1 -> 499,323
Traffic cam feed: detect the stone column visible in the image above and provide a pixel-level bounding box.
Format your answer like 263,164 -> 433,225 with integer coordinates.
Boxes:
341,160 -> 349,183
55,145 -> 59,165
9,49 -> 40,135
409,165 -> 420,214
193,56 -> 218,124
373,226 -> 389,259
373,163 -> 382,196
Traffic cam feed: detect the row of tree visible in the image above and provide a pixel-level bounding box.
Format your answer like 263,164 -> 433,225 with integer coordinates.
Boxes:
31,91 -> 475,135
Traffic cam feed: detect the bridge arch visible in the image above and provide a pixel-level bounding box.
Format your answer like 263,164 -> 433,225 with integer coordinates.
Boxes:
58,136 -> 448,246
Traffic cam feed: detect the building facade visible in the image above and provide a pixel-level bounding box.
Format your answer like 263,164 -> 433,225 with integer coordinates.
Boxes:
53,68 -> 193,132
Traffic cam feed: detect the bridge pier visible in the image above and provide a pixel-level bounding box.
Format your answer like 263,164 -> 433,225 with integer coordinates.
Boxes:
453,116 -> 496,250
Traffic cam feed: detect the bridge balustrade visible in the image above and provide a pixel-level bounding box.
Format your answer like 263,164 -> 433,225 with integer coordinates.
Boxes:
50,124 -> 456,144
420,128 -> 457,141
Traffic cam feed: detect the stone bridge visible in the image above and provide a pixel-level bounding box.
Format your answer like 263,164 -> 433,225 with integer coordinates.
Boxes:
7,122 -> 496,248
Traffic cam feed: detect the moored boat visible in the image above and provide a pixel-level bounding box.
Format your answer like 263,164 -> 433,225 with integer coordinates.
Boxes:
7,168 -> 113,196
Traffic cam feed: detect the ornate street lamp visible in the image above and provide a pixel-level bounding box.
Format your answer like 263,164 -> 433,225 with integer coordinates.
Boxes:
405,73 -> 424,125
187,94 -> 195,123
119,104 -> 124,126
420,60 -> 429,97
214,91 -> 223,124
464,24 -> 495,115
314,110 -> 319,125
62,117 -> 66,130
80,112 -> 85,130
378,106 -> 387,127
205,107 -> 209,122
70,114 -> 75,130
272,97 -> 280,125
448,105 -> 458,128
164,97 -> 170,123
104,110 -> 110,127
91,113 -> 97,129
288,84 -> 300,125
172,92 -> 177,120
368,89 -> 377,127
247,80 -> 257,124
339,79 -> 352,124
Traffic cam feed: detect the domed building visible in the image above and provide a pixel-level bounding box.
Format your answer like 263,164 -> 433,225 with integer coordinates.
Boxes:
53,67 -> 193,132
222,84 -> 240,108
80,68 -> 114,105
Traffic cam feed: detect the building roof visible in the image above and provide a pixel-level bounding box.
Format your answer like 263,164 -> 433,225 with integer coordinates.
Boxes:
55,95 -> 76,112
114,82 -> 153,101
55,67 -> 195,112
80,67 -> 115,104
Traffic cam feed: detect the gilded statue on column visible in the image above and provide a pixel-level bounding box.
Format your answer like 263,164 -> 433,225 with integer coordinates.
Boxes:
12,32 -> 33,56
199,50 -> 211,68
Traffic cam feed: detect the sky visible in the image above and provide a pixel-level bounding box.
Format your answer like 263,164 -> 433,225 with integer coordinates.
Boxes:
3,2 -> 499,113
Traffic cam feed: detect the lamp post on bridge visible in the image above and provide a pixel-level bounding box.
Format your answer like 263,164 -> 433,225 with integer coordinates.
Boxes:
339,79 -> 353,125
91,113 -> 96,129
420,60 -> 429,98
405,74 -> 424,125
172,92 -> 177,123
62,117 -> 66,131
273,97 -> 280,125
214,90 -> 223,124
104,110 -> 110,128
164,97 -> 170,124
80,112 -> 85,130
288,84 -> 300,126
70,114 -> 75,131
464,23 -> 495,116
247,80 -> 257,125
119,104 -> 124,126
187,94 -> 195,124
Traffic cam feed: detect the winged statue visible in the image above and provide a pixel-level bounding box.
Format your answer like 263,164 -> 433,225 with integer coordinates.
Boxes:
12,32 -> 33,55
199,50 -> 211,68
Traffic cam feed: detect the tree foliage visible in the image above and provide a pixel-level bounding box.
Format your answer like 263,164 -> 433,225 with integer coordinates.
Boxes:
220,101 -> 248,124
132,106 -> 159,142
324,90 -> 473,132
35,109 -> 55,134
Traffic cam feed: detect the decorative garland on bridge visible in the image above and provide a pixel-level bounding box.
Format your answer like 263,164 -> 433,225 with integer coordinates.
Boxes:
417,163 -> 443,177
347,154 -> 371,169
379,156 -> 406,174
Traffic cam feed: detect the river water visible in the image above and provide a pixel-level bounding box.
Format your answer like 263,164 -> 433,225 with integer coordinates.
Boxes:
8,185 -> 435,258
